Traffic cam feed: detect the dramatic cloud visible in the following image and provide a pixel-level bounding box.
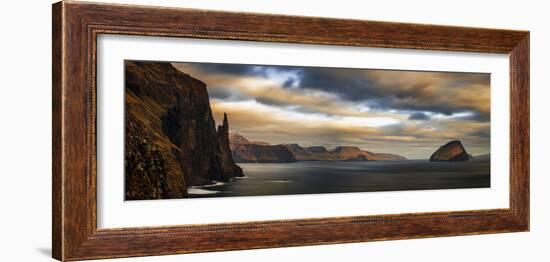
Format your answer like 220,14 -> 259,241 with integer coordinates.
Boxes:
408,112 -> 431,121
172,62 -> 490,159
364,70 -> 490,121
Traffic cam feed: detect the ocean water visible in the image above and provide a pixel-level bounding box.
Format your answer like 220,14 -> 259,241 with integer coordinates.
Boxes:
187,160 -> 490,198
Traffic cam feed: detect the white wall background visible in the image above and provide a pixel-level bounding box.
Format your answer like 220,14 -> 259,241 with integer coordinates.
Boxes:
0,0 -> 546,261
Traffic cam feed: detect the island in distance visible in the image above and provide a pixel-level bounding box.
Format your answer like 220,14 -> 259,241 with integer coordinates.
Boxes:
229,132 -> 407,163
189,135 -> 491,198
124,60 -> 491,200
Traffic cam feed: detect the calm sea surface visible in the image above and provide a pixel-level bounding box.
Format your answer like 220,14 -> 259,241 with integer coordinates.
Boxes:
187,160 -> 490,198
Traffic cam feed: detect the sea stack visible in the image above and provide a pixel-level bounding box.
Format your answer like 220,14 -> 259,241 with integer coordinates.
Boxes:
216,113 -> 245,180
429,140 -> 470,161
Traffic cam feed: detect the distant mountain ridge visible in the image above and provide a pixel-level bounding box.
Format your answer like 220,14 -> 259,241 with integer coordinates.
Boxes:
229,132 -> 407,163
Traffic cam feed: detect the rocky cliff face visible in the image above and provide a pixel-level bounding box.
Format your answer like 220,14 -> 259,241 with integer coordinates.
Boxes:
232,144 -> 297,163
229,132 -> 251,150
229,133 -> 407,162
215,113 -> 244,180
125,61 -> 242,200
332,146 -> 369,160
303,146 -> 335,160
429,140 -> 470,161
125,120 -> 173,199
283,144 -> 313,160
229,132 -> 297,163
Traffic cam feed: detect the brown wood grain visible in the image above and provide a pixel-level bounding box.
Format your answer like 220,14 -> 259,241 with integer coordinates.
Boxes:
509,35 -> 530,226
52,1 -> 530,261
52,2 -> 63,260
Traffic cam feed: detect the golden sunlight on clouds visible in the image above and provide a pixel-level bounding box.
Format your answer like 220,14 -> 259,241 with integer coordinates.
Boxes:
366,71 -> 490,115
175,63 -> 402,119
173,62 -> 490,159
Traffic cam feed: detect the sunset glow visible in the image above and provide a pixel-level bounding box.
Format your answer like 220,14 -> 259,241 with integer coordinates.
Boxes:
172,62 -> 490,159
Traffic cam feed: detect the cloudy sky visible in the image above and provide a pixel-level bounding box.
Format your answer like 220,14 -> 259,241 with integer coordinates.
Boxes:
172,62 -> 490,159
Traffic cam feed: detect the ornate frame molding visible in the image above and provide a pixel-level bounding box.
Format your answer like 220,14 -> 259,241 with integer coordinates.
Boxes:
53,1 -> 529,261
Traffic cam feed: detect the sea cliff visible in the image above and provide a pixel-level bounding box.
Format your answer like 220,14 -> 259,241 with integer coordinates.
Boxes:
125,61 -> 242,200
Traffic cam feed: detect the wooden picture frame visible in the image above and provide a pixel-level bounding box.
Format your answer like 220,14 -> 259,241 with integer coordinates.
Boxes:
52,1 -> 529,261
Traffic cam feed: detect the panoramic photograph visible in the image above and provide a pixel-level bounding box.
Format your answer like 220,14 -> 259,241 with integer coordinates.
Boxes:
124,60 -> 491,200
